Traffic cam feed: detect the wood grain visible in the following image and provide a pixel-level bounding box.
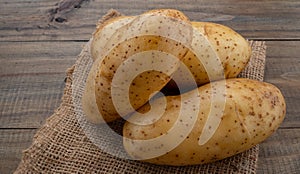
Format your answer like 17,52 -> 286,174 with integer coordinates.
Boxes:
257,129 -> 300,174
1,41 -> 298,129
0,0 -> 299,41
49,0 -> 89,22
0,129 -> 37,173
264,41 -> 300,128
0,129 -> 298,174
0,42 -> 80,128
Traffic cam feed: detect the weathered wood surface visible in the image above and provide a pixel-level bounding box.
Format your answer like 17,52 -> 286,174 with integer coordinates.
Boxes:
0,42 -> 80,128
264,41 -> 300,128
0,129 -> 37,173
0,0 -> 299,174
1,41 -> 298,129
0,0 -> 299,41
0,129 -> 299,173
257,129 -> 300,174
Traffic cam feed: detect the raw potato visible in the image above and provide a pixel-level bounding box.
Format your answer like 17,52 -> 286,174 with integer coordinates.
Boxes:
163,22 -> 251,93
192,22 -> 251,78
82,16 -> 135,123
82,9 -> 193,123
81,9 -> 286,167
123,78 -> 286,166
91,16 -> 135,61
91,8 -> 190,62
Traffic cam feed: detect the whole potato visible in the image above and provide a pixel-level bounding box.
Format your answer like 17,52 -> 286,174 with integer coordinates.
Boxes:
123,78 -> 286,165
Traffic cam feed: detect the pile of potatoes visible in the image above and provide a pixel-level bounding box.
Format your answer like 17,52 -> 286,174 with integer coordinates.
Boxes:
82,9 -> 286,166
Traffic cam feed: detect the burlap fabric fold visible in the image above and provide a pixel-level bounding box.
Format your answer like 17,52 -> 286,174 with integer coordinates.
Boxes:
15,11 -> 266,174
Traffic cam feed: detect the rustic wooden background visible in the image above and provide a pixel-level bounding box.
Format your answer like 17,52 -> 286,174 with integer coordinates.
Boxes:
0,0 -> 299,173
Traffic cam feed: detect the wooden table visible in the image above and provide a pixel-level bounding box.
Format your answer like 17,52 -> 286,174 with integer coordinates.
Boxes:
0,0 -> 299,173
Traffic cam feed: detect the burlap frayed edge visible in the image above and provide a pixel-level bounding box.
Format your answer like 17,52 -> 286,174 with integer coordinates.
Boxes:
96,9 -> 123,26
14,10 -> 266,174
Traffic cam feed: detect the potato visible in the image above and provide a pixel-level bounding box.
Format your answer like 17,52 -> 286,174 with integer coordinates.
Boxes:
123,78 -> 286,166
163,22 -> 251,93
91,16 -> 135,61
91,9 -> 190,62
82,9 -> 194,123
192,22 -> 251,78
82,16 -> 135,123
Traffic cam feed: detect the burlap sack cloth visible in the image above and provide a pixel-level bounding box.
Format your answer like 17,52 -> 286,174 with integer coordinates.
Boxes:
15,11 -> 267,174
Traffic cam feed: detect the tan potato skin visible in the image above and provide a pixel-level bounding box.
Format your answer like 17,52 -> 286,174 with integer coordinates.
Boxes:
91,14 -> 251,92
91,9 -> 190,62
82,9 -> 191,123
91,16 -> 135,61
84,9 -> 251,123
163,22 -> 251,92
192,22 -> 251,79
123,78 -> 286,166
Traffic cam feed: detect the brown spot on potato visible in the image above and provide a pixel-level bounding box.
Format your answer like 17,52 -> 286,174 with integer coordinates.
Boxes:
249,111 -> 255,116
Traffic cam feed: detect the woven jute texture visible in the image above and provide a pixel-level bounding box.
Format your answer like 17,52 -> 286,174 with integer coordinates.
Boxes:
15,11 -> 266,174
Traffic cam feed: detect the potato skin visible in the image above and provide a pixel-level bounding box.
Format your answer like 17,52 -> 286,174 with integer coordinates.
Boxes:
91,16 -> 134,61
192,22 -> 251,79
163,22 -> 251,93
123,78 -> 286,166
91,9 -> 190,62
82,9 -> 192,123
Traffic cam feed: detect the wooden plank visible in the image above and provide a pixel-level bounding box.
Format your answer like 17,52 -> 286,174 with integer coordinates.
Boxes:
81,0 -> 300,40
0,129 -> 37,174
257,128 -> 300,174
0,128 -> 298,174
0,0 -> 299,41
264,41 -> 300,128
0,74 -> 67,128
0,41 -> 299,129
0,42 -> 81,128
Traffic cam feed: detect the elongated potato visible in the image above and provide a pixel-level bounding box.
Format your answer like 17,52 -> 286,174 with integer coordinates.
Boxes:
82,9 -> 193,123
163,22 -> 251,93
123,78 -> 286,165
